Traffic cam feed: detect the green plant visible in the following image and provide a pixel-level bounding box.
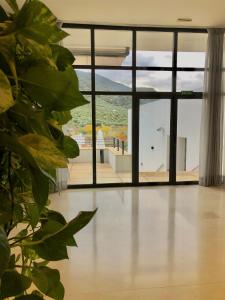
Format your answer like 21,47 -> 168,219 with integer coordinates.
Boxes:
0,0 -> 96,299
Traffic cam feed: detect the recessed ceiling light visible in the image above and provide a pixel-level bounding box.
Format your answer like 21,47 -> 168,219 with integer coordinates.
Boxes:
177,18 -> 192,22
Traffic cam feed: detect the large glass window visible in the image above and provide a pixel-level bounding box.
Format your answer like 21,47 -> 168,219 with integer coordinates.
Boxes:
62,24 -> 207,186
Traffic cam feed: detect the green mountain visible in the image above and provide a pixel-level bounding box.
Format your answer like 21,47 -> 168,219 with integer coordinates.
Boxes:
68,70 -> 155,128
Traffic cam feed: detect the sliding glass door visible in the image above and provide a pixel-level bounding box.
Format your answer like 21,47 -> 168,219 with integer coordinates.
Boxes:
176,99 -> 202,182
139,98 -> 171,183
96,95 -> 132,184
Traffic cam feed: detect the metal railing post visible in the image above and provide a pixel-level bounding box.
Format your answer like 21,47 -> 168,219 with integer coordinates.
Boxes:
117,139 -> 119,151
122,141 -> 125,155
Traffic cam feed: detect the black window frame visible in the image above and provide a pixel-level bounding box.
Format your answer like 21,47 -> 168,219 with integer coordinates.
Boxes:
62,23 -> 207,189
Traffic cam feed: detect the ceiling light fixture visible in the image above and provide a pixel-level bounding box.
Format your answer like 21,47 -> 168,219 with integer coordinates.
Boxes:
177,18 -> 192,22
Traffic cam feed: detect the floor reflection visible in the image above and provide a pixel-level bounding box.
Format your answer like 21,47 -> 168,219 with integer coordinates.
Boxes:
167,187 -> 176,282
50,186 -> 225,300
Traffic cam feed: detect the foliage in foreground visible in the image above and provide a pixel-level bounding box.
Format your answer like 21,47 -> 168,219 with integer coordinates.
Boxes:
0,0 -> 96,299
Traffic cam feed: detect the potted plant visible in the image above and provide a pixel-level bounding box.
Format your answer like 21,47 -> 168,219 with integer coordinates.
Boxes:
0,0 -> 96,299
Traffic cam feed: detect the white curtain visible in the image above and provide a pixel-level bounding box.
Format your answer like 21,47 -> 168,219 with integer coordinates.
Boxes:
56,168 -> 69,191
55,21 -> 69,191
199,28 -> 225,186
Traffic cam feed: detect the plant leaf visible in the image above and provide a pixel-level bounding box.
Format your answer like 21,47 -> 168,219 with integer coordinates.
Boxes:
31,266 -> 64,300
40,212 -> 77,247
30,167 -> 49,211
16,34 -> 56,68
15,1 -> 67,44
48,211 -> 77,246
0,5 -> 8,21
9,101 -> 52,138
18,133 -> 68,173
0,227 -> 10,278
0,209 -> 11,225
8,254 -> 16,269
15,295 -> 43,300
21,191 -> 40,227
25,210 -> 97,261
48,123 -> 79,159
51,111 -> 72,125
0,69 -> 14,113
0,133 -> 55,182
0,270 -> 31,298
0,34 -> 17,82
21,66 -> 88,111
0,192 -> 12,225
50,44 -> 75,71
5,0 -> 19,12
62,136 -> 79,158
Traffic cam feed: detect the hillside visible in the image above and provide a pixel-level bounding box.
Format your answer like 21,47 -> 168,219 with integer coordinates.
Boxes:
68,70 -> 155,128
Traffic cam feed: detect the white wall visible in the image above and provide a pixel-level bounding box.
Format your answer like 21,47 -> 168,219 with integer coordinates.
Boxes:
128,99 -> 202,172
139,99 -> 170,172
70,148 -> 131,172
177,99 -> 202,171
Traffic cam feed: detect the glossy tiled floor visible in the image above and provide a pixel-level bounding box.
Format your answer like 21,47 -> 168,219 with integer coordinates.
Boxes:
50,186 -> 225,299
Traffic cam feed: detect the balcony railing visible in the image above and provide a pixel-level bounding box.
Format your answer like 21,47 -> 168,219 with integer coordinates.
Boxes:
74,136 -> 127,155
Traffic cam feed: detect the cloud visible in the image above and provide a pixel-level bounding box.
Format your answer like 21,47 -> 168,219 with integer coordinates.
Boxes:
136,71 -> 172,91
177,72 -> 204,92
95,51 -> 205,92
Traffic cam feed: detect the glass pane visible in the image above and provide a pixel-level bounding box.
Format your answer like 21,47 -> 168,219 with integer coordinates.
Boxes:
95,70 -> 132,91
139,99 -> 170,182
137,31 -> 173,67
96,96 -> 132,183
178,33 -> 207,68
63,29 -> 91,65
176,99 -> 202,182
64,96 -> 93,184
177,72 -> 204,92
136,71 -> 172,92
95,30 -> 132,66
76,69 -> 91,91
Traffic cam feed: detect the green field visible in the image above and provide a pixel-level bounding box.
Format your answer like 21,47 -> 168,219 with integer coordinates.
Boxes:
69,71 -> 154,127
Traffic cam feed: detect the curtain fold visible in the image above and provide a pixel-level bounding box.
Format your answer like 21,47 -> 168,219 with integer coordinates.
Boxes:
54,20 -> 69,191
199,28 -> 225,186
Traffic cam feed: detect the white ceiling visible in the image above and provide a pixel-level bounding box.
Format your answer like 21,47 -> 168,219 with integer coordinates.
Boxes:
1,0 -> 225,28
37,0 -> 225,28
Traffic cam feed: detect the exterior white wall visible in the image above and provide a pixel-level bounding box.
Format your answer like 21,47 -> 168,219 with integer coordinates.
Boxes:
70,149 -> 108,163
177,100 -> 202,171
128,99 -> 202,172
108,151 -> 132,172
70,149 -> 131,172
139,99 -> 170,172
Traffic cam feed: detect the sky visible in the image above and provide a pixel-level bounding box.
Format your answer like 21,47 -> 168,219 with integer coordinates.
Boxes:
94,51 -> 205,92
